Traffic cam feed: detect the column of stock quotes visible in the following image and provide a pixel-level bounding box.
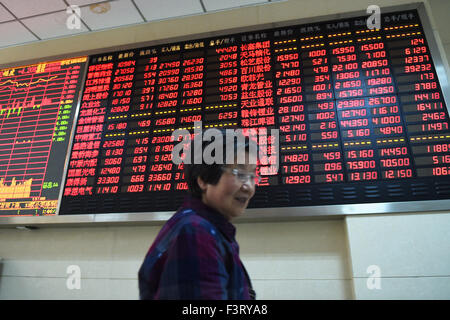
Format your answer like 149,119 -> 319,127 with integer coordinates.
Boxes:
60,9 -> 450,215
0,57 -> 87,216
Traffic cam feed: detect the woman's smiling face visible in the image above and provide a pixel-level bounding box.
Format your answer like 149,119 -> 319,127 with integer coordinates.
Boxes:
197,160 -> 257,221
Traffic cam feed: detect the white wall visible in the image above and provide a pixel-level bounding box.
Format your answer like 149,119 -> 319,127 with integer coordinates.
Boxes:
0,220 -> 352,299
428,0 -> 450,69
1,0 -> 450,300
346,213 -> 450,299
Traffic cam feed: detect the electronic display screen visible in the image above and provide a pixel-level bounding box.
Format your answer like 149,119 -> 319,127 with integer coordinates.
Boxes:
0,57 -> 87,216
59,9 -> 450,215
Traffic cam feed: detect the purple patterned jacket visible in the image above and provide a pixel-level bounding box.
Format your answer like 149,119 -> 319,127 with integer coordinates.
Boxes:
138,196 -> 255,300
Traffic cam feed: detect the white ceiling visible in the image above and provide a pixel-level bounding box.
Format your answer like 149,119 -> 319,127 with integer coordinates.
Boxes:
0,0 -> 280,49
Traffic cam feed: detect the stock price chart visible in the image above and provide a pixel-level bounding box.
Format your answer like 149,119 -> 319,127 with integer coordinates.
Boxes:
60,9 -> 450,215
0,57 -> 87,216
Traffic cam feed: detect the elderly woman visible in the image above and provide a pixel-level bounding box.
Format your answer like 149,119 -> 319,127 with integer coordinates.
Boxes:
138,130 -> 258,299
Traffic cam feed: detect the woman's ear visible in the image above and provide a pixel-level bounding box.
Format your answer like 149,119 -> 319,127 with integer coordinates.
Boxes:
197,176 -> 208,193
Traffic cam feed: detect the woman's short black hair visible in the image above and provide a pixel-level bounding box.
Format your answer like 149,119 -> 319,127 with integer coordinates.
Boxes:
183,129 -> 256,198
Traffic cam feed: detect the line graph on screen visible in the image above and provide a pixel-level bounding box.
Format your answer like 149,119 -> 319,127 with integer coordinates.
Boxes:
0,57 -> 87,215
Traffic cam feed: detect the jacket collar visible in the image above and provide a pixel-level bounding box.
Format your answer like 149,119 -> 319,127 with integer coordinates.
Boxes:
181,196 -> 237,242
